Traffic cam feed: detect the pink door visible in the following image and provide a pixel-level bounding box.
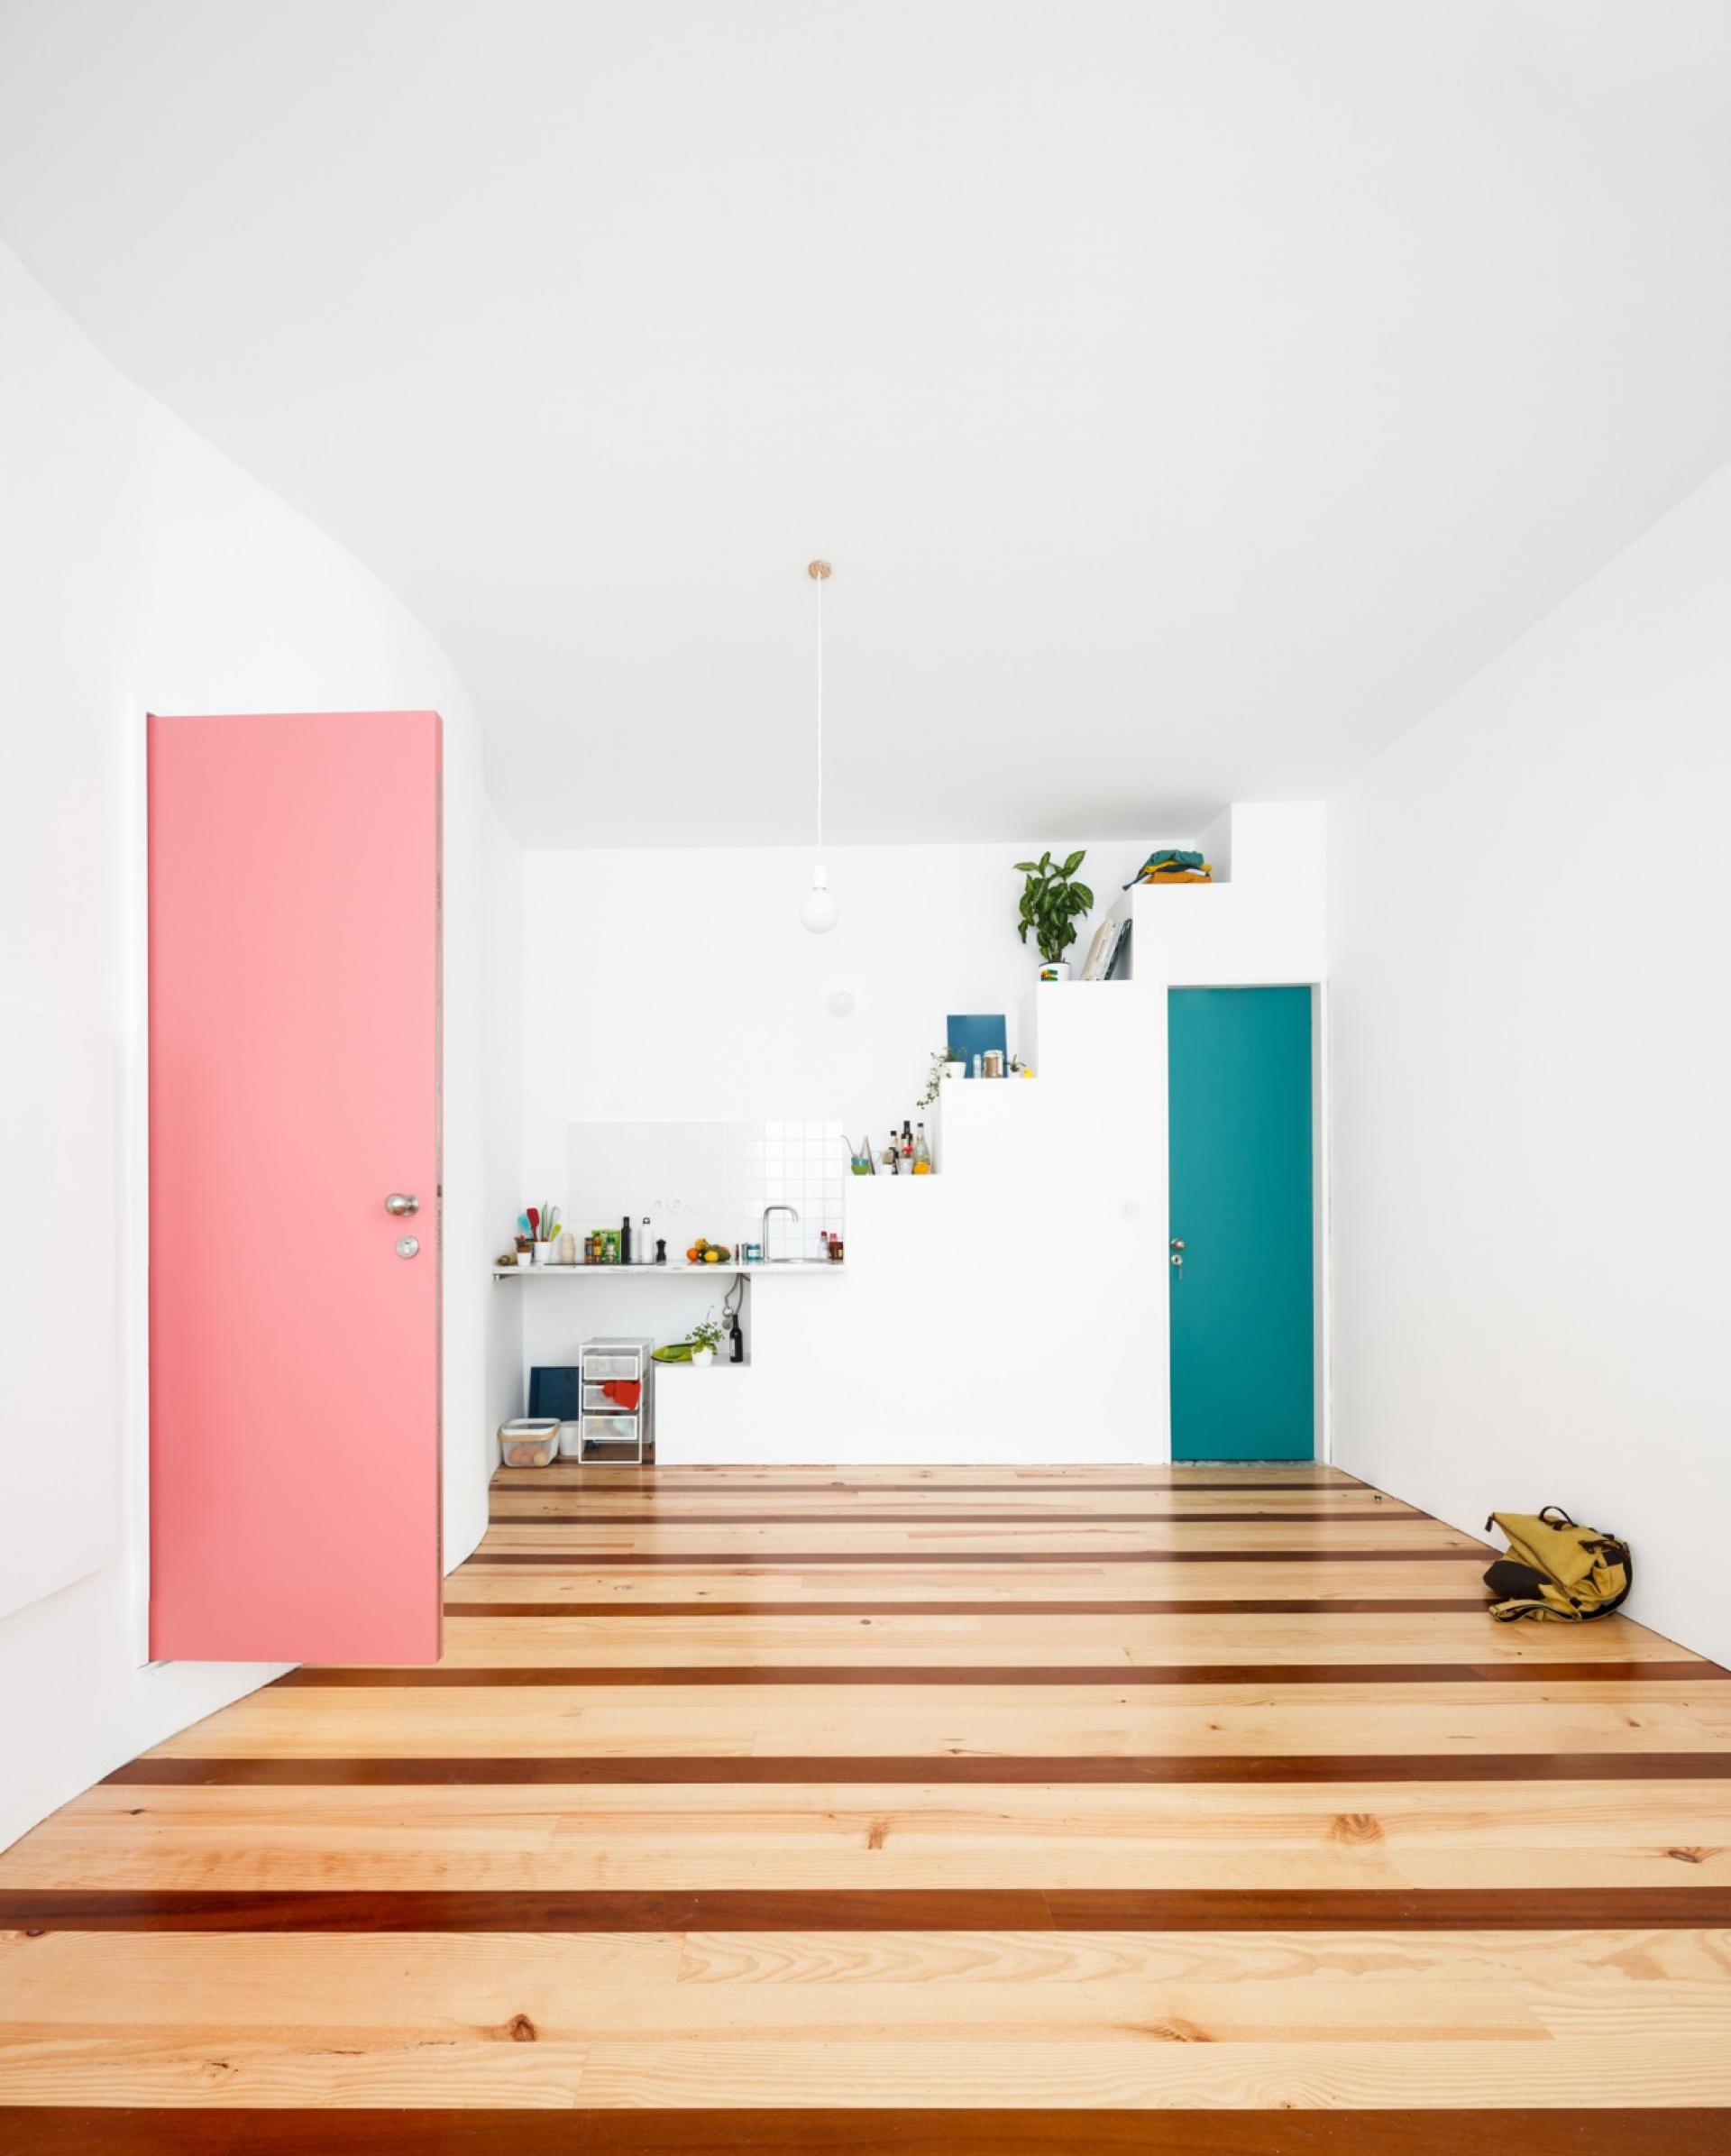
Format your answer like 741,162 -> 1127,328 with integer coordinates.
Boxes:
149,711 -> 442,1665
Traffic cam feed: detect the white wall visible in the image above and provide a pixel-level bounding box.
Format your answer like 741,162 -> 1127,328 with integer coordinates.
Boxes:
521,836 -> 1215,1216
0,243 -> 517,1850
515,809 -> 1324,1462
1329,463 -> 1731,1666
518,837 -> 1181,1196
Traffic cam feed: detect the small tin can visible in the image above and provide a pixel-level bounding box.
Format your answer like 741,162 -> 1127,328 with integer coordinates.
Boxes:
983,1049 -> 1005,1078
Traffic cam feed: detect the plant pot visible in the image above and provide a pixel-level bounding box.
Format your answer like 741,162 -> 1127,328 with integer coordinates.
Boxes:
942,1061 -> 965,1081
691,1347 -> 716,1369
1038,960 -> 1072,983
514,1250 -> 533,1268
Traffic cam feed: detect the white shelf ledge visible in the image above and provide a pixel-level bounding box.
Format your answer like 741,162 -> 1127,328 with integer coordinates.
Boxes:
492,1261 -> 843,1279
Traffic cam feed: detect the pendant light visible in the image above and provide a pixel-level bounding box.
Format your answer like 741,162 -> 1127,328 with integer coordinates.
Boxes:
799,558 -> 839,933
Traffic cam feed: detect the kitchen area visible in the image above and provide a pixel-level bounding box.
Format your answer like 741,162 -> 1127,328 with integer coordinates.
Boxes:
493,1117 -> 856,1463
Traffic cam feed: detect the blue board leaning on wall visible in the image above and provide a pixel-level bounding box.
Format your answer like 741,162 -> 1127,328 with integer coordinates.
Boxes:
946,1014 -> 1008,1075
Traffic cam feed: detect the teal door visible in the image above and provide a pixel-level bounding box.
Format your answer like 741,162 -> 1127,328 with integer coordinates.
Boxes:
1168,987 -> 1314,1461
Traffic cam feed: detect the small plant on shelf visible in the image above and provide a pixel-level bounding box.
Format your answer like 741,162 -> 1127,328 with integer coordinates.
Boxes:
919,1043 -> 966,1107
1014,849 -> 1093,970
653,1314 -> 726,1366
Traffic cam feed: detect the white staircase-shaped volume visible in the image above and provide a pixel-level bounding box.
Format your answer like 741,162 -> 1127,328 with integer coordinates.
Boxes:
654,803 -> 1326,1465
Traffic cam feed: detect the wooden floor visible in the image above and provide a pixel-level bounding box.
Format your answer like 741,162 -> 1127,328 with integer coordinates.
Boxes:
4,1463 -> 1730,2154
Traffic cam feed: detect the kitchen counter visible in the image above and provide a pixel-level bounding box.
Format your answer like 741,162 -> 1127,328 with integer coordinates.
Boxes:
492,1261 -> 842,1279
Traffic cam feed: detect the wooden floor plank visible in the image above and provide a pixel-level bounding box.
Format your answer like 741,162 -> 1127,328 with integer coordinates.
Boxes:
426,1610 -> 1696,1665
97,1752 -> 1731,1786
444,1563 -> 1496,1601
472,1521 -> 1479,1553
10,1886 -> 1731,1932
270,1659 -> 1716,1687
12,1781 -> 1728,1894
6,2108 -> 1726,2154
142,1678 -> 1731,1760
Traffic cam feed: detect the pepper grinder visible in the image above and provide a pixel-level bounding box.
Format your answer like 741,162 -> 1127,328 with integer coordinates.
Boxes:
655,1237 -> 667,1265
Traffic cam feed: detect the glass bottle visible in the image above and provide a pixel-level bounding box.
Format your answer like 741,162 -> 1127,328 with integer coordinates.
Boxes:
912,1124 -> 931,1174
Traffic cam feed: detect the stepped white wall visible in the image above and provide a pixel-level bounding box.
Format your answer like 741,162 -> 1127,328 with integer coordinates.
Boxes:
515,836 -> 1179,1197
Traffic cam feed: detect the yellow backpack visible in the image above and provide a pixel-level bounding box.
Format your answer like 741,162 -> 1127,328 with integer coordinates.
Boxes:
1483,1507 -> 1632,1622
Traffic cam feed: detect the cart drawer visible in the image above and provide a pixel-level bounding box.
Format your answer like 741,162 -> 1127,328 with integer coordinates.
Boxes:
580,1413 -> 640,1445
582,1352 -> 642,1381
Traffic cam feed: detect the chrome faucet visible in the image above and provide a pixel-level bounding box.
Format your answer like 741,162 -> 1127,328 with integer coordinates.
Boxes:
761,1203 -> 801,1261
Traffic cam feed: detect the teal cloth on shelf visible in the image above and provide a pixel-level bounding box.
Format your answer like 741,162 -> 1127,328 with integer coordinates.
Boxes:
1123,849 -> 1205,888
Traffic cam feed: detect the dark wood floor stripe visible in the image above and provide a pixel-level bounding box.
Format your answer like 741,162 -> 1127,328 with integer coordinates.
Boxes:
274,1659 -> 1717,1688
10,1885 -> 1731,1933
444,1596 -> 1498,1617
103,1751 -> 1731,1786
10,2111 -> 1718,2156
484,1509 -> 1411,1525
491,1478 -> 1370,1494
468,1546 -> 1483,1565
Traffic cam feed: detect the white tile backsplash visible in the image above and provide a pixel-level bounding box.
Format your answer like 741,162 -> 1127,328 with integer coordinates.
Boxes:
567,1120 -> 846,1260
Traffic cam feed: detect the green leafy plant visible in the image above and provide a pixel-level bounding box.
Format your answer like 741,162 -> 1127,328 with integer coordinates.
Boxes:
688,1317 -> 724,1354
1014,849 -> 1094,966
918,1043 -> 966,1108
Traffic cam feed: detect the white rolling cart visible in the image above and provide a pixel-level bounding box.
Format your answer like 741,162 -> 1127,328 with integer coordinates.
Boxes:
576,1335 -> 655,1463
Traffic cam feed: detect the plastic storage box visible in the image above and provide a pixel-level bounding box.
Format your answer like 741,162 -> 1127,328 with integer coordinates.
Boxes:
498,1417 -> 560,1468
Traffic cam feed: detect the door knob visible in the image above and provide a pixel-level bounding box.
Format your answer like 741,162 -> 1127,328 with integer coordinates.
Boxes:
1169,1237 -> 1185,1250
385,1193 -> 419,1216
395,1235 -> 420,1259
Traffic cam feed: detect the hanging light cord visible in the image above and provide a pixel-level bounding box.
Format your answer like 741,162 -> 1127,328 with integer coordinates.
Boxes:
815,567 -> 824,858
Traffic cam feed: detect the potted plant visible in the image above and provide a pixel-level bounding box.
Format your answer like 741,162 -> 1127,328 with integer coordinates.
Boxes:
688,1317 -> 724,1369
1014,849 -> 1094,980
918,1045 -> 966,1108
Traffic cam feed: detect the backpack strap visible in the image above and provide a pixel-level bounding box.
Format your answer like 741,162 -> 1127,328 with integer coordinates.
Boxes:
1577,1537 -> 1635,1619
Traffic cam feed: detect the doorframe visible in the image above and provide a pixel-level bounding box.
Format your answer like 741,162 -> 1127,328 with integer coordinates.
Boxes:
1312,980 -> 1333,1466
119,696 -> 154,1666
1165,977 -> 1330,1465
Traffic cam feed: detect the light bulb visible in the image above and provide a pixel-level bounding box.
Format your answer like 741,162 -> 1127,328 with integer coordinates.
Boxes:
800,867 -> 839,934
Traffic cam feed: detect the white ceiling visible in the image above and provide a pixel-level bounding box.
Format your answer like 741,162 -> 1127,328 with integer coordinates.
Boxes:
5,2 -> 1731,847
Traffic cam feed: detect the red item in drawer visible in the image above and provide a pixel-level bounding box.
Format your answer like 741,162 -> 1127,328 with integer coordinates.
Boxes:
601,1379 -> 642,1410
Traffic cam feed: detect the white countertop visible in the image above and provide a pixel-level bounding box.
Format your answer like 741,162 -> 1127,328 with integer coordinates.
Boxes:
492,1261 -> 842,1278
